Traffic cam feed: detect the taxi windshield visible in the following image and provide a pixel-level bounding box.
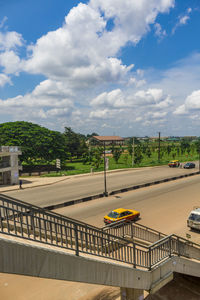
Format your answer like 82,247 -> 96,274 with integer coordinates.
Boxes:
108,211 -> 119,218
189,213 -> 200,222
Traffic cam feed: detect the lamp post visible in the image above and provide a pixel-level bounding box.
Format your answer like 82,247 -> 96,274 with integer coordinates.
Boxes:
103,141 -> 108,197
199,147 -> 200,173
92,135 -> 124,197
132,137 -> 134,167
158,132 -> 161,163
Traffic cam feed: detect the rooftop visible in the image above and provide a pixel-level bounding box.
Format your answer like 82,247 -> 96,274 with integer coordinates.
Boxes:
93,136 -> 124,142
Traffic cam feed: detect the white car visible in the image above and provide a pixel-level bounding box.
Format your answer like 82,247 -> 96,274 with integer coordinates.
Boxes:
187,207 -> 200,230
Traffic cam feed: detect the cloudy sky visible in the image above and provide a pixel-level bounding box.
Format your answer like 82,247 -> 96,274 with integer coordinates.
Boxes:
0,0 -> 200,137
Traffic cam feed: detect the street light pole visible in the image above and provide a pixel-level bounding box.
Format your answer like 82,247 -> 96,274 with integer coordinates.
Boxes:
199,147 -> 200,173
103,141 -> 108,196
158,132 -> 161,163
132,137 -> 134,167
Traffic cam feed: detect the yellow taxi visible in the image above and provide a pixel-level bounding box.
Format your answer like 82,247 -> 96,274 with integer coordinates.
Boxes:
168,160 -> 180,167
104,208 -> 140,225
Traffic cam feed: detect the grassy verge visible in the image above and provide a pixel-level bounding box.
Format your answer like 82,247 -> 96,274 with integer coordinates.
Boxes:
40,152 -> 199,177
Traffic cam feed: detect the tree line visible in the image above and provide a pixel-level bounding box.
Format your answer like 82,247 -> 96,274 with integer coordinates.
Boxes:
0,122 -> 91,164
0,121 -> 200,168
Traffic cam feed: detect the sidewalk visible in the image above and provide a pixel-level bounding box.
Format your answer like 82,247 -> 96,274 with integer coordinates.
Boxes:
0,166 -> 157,193
0,176 -> 71,193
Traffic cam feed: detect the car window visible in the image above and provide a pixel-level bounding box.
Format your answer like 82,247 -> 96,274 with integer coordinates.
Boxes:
189,213 -> 200,222
126,211 -> 132,215
108,211 -> 119,218
119,212 -> 127,217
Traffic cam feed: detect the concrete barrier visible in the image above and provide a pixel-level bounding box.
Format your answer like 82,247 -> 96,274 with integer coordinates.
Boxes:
45,171 -> 200,211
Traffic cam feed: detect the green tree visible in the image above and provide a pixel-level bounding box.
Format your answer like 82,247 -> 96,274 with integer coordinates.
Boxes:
180,140 -> 190,155
64,127 -> 88,158
166,145 -> 171,155
113,147 -> 122,163
0,121 -> 67,163
194,139 -> 200,154
123,154 -> 129,165
134,146 -> 143,164
91,147 -> 103,169
127,141 -> 133,157
146,147 -> 151,158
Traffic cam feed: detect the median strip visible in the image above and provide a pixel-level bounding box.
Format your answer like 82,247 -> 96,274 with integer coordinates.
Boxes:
44,171 -> 200,211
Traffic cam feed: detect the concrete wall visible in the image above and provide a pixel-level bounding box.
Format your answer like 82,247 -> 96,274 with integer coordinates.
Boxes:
0,236 -> 200,293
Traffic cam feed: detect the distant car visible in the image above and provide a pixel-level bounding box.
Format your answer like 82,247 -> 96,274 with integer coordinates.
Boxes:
184,162 -> 195,169
104,208 -> 140,225
168,160 -> 180,167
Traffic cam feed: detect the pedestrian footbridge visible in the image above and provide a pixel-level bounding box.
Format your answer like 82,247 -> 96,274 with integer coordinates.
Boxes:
0,194 -> 200,299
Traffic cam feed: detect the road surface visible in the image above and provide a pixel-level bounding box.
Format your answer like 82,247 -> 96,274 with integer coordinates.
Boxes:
1,172 -> 200,300
2,163 -> 199,208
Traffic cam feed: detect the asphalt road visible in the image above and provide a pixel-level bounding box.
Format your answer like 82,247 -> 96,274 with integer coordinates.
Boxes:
2,163 -> 199,208
1,169 -> 200,300
55,174 -> 200,243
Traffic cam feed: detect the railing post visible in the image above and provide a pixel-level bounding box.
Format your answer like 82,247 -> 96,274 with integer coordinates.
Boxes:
169,236 -> 172,258
149,247 -> 152,270
133,242 -> 136,268
122,223 -> 125,238
131,223 -> 133,239
74,224 -> 79,256
177,236 -> 180,256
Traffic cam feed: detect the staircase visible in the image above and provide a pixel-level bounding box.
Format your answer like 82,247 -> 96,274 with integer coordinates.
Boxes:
0,194 -> 200,271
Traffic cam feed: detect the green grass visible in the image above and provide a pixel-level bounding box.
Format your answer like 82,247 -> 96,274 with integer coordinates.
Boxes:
40,151 -> 199,177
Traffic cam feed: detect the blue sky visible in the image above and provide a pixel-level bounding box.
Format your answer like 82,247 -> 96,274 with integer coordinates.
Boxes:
1,0 -> 200,136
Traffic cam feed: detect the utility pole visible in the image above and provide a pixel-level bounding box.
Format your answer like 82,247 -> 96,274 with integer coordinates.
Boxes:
199,147 -> 200,173
158,132 -> 161,163
103,141 -> 108,196
132,137 -> 135,167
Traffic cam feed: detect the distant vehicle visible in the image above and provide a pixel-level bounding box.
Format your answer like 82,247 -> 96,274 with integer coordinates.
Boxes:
187,207 -> 200,230
104,208 -> 140,225
184,162 -> 195,169
168,160 -> 180,167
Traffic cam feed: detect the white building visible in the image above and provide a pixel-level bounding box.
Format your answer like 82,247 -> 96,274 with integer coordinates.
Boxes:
0,146 -> 22,185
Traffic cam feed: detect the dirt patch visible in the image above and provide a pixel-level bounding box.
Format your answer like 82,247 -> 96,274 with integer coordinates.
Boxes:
146,273 -> 200,300
78,286 -> 120,300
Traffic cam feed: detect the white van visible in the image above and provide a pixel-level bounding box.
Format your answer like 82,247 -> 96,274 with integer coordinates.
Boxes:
187,207 -> 200,230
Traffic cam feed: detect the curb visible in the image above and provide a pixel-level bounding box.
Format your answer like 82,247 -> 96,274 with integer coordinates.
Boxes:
0,165 -> 162,193
44,171 -> 200,211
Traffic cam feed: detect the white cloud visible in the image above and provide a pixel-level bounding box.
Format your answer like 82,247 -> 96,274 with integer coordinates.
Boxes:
179,15 -> 189,25
154,23 -> 167,38
172,7 -> 192,34
23,0 -> 174,88
0,73 -> 11,87
91,89 -> 126,108
185,90 -> 200,110
0,0 -> 178,135
0,31 -> 23,51
0,50 -> 22,74
0,78 -> 74,124
0,17 -> 8,29
147,111 -> 167,119
89,109 -> 116,119
174,90 -> 200,116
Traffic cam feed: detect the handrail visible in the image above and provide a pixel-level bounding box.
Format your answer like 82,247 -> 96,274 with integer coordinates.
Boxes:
0,195 -> 200,270
0,194 -> 102,232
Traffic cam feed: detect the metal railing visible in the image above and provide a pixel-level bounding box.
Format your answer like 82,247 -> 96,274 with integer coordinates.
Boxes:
103,220 -> 166,243
0,161 -> 10,168
0,195 -> 200,270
